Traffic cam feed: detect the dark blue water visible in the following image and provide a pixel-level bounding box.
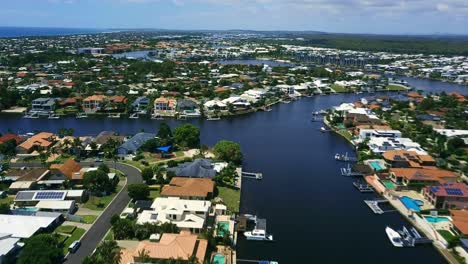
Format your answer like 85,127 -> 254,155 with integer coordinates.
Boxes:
0,27 -> 107,38
399,76 -> 467,95
0,93 -> 446,263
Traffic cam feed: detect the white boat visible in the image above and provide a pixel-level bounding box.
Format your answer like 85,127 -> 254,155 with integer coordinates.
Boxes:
244,229 -> 273,241
76,113 -> 88,119
24,112 -> 39,119
129,113 -> 139,119
108,113 -> 121,118
206,116 -> 221,121
48,113 -> 60,119
320,127 -> 327,132
386,226 -> 404,247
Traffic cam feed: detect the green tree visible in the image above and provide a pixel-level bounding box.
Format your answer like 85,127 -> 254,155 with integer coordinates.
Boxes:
112,218 -> 135,240
83,240 -> 122,264
141,167 -> 154,183
213,140 -> 243,165
83,170 -> 114,195
157,122 -> 173,140
173,124 -> 200,149
18,234 -> 63,264
98,164 -> 110,174
128,184 -> 150,200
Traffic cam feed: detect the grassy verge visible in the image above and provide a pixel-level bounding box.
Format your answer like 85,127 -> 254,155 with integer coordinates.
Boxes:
56,225 -> 76,234
104,230 -> 114,241
76,215 -> 98,224
61,227 -> 86,254
386,84 -> 408,91
337,129 -> 353,141
438,230 -> 455,241
216,186 -> 240,213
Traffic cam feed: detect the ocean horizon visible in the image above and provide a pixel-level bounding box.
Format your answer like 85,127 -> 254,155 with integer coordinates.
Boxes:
0,26 -> 108,38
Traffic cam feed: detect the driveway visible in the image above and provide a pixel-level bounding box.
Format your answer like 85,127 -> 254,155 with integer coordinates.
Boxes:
10,161 -> 142,264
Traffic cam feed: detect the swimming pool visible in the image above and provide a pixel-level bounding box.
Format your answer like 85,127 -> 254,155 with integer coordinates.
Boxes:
424,216 -> 450,223
399,196 -> 421,212
213,254 -> 225,264
369,161 -> 383,171
382,180 -> 396,189
217,221 -> 229,237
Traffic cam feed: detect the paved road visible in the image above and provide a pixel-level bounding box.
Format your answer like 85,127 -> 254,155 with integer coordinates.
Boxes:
10,161 -> 143,264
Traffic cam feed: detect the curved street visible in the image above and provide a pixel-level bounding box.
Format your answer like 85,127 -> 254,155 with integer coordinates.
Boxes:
65,162 -> 142,264
10,161 -> 142,264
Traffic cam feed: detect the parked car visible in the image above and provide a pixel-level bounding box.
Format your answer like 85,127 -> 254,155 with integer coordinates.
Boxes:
68,240 -> 81,253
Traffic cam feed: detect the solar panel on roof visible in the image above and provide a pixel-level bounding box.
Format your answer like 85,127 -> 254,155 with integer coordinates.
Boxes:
34,191 -> 65,200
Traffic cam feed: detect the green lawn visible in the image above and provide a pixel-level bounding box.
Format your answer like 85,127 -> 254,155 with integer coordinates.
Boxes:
0,196 -> 14,205
149,188 -> 160,200
386,84 -> 408,91
55,225 -> 76,234
104,230 -> 114,241
330,84 -> 348,93
61,227 -> 86,254
337,130 -> 353,141
438,230 -> 455,241
76,215 -> 98,224
216,186 -> 240,213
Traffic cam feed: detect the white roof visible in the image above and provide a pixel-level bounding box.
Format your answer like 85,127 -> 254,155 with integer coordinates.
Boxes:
65,189 -> 84,197
35,200 -> 74,210
0,234 -> 20,256
9,181 -> 34,190
0,214 -> 58,238
435,129 -> 468,138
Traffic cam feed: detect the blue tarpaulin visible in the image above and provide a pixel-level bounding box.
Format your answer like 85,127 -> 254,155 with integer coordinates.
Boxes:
157,146 -> 171,153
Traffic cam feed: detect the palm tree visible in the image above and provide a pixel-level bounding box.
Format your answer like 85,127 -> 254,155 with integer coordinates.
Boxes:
72,137 -> 82,156
136,249 -> 151,263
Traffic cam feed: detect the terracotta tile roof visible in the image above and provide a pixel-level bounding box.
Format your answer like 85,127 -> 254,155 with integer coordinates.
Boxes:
17,132 -> 55,151
154,97 -> 177,108
390,167 -> 457,183
161,177 -> 214,198
450,210 -> 468,235
110,95 -> 128,104
129,231 -> 207,263
0,134 -> 23,144
50,159 -> 82,180
83,95 -> 107,102
382,150 -> 435,167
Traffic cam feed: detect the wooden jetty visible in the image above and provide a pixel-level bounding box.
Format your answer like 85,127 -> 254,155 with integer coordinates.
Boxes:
242,171 -> 263,180
341,165 -> 364,177
364,199 -> 390,215
353,181 -> 374,193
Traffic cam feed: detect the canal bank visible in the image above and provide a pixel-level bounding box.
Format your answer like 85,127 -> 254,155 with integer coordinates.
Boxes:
0,92 -> 449,263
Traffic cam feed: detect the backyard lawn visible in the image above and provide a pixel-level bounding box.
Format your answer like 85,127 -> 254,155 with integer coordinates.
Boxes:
331,84 -> 348,93
149,188 -> 160,200
216,186 -> 240,213
55,225 -> 76,234
0,195 -> 13,205
386,84 -> 408,91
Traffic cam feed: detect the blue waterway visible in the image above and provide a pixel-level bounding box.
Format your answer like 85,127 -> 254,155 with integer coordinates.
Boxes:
0,27 -> 107,38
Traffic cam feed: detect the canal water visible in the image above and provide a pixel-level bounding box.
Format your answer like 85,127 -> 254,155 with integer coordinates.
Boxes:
0,91 -> 449,263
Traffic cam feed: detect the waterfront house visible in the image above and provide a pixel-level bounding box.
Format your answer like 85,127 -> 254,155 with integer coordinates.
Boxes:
94,131 -> 124,145
16,132 -> 57,154
449,210 -> 468,236
204,100 -> 227,111
31,98 -> 56,113
137,197 -> 211,233
176,99 -> 200,117
167,159 -> 217,178
389,167 -> 458,186
382,150 -> 436,168
154,97 -> 177,116
160,177 -> 214,200
82,95 -> 107,112
120,231 -> 207,264
0,134 -> 23,144
49,159 -> 83,181
131,96 -> 150,113
422,183 -> 468,209
222,96 -> 251,109
367,137 -> 427,155
359,129 -> 402,140
107,95 -> 128,111
117,133 -> 155,156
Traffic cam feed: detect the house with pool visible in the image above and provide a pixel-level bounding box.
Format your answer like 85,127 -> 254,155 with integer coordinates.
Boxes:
422,183 -> 468,209
389,167 -> 458,186
382,150 -> 436,168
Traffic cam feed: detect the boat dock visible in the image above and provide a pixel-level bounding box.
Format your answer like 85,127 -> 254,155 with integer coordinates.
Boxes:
335,152 -> 358,162
353,181 -> 374,193
397,226 -> 433,247
364,199 -> 393,214
237,260 -> 278,264
341,165 -> 364,177
242,171 -> 263,180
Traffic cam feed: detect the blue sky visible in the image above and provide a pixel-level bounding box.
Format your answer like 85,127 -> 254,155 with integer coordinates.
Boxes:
0,0 -> 467,34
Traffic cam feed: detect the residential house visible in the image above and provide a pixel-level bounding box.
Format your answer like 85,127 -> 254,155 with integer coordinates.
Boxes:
120,231 -> 207,264
204,100 -> 227,111
137,197 -> 211,233
359,129 -> 402,140
389,167 -> 458,186
31,98 -> 56,113
82,95 -> 107,112
176,99 -> 200,117
0,134 -> 22,144
117,133 -> 155,156
382,150 -> 436,168
49,159 -> 83,181
161,178 -> 214,200
95,131 -> 124,146
450,210 -> 468,236
16,132 -> 56,154
131,96 -> 150,113
422,183 -> 468,209
222,96 -> 251,109
167,159 -> 218,178
107,95 -> 128,111
154,97 -> 177,112
367,137 -> 427,154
